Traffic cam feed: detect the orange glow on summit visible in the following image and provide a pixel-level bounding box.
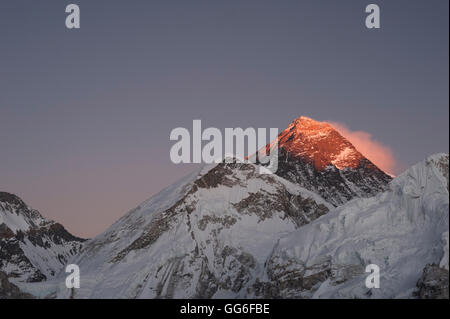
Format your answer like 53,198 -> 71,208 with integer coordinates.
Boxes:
272,116 -> 396,175
277,116 -> 366,171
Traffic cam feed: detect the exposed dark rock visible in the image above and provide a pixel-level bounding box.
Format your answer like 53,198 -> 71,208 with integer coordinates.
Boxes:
0,192 -> 28,211
0,271 -> 34,299
0,223 -> 14,239
272,148 -> 392,206
415,264 -> 449,299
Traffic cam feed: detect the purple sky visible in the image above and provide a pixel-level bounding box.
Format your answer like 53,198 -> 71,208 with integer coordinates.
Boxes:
0,1 -> 448,238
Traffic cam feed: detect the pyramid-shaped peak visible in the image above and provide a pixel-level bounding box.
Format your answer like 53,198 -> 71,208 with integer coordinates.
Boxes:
277,116 -> 367,171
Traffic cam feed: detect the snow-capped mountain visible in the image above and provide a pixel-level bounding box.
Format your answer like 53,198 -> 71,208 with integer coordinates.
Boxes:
0,192 -> 84,285
267,117 -> 392,205
52,153 -> 447,299
3,116 -> 447,300
55,161 -> 333,298
266,153 -> 449,298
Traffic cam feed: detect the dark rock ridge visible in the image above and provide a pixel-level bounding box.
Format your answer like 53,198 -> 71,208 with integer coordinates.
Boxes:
0,192 -> 85,287
415,264 -> 449,299
274,148 -> 392,206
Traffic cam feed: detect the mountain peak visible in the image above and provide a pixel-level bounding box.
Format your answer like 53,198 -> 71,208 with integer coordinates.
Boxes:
0,192 -> 85,284
278,116 -> 364,171
0,192 -> 27,208
289,116 -> 333,133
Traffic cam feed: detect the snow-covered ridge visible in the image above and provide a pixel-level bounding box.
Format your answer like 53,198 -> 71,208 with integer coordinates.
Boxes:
47,154 -> 448,299
0,192 -> 85,284
0,193 -> 47,233
268,153 -> 449,298
51,160 -> 332,298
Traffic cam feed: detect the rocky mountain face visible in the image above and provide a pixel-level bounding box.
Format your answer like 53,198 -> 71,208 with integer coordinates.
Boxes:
415,264 -> 449,299
55,161 -> 333,298
0,192 -> 85,292
52,152 -> 448,299
266,117 -> 392,206
264,153 -> 449,298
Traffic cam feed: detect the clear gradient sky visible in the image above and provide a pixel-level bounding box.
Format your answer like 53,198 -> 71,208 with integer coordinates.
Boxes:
0,1 -> 448,237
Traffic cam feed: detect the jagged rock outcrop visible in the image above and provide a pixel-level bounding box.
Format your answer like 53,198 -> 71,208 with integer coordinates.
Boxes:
0,192 -> 85,287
